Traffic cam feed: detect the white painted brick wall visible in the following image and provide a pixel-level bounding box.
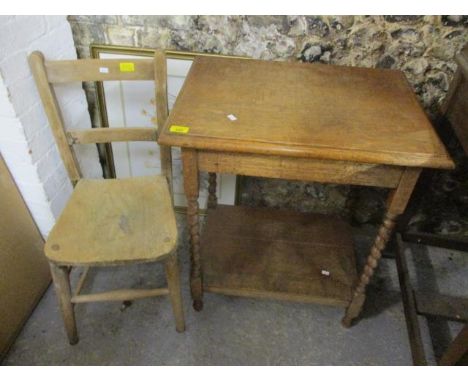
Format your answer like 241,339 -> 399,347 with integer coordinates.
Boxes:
0,15 -> 102,237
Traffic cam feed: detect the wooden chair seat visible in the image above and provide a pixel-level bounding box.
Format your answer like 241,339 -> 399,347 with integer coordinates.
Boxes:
44,176 -> 177,266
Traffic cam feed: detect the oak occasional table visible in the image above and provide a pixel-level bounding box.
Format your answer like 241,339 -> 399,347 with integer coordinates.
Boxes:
158,56 -> 454,327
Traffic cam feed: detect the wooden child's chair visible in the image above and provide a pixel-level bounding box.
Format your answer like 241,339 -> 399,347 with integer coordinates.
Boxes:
29,50 -> 184,345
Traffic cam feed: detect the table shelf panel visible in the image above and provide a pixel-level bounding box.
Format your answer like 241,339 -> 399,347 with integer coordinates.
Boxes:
201,205 -> 358,306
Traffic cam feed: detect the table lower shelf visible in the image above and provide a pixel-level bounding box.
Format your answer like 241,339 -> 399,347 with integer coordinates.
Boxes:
200,205 -> 358,307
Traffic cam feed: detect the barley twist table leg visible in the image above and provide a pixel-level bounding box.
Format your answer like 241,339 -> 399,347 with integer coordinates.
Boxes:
342,212 -> 398,328
342,168 -> 421,327
207,172 -> 217,209
187,196 -> 203,311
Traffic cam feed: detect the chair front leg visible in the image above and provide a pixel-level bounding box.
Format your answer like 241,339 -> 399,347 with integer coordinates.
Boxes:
49,262 -> 78,345
165,254 -> 185,333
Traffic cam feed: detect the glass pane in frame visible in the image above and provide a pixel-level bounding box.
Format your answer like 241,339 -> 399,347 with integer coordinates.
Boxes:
90,44 -> 241,211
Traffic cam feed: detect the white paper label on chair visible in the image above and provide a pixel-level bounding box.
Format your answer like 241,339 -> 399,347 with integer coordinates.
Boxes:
99,67 -> 109,74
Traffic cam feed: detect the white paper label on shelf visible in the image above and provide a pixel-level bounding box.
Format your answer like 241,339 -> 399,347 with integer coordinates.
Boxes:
99,67 -> 109,74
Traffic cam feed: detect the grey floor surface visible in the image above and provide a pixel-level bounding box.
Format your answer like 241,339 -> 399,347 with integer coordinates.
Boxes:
3,215 -> 467,365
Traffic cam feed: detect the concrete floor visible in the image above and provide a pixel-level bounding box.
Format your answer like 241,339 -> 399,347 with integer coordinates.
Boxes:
3,215 -> 467,365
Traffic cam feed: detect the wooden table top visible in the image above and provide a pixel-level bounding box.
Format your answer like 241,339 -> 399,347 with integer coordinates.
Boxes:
159,56 -> 454,169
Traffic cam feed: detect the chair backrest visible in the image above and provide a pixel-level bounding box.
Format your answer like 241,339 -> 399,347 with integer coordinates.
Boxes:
440,43 -> 468,154
28,50 -> 172,189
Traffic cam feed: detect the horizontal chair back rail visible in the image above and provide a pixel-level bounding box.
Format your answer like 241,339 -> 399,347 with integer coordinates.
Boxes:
28,51 -> 171,186
45,59 -> 155,83
67,128 -> 158,144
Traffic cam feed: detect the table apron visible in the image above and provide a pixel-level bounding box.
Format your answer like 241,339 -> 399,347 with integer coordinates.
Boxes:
197,150 -> 403,188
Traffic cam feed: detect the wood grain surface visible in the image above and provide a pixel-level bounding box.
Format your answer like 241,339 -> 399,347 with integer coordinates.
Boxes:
0,155 -> 50,358
201,205 -> 357,306
44,176 -> 177,266
197,150 -> 404,188
159,56 -> 453,169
